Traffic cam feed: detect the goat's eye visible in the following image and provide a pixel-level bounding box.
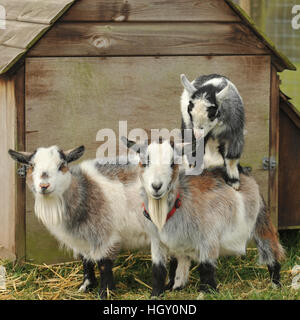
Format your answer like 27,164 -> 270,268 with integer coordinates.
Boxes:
59,163 -> 66,171
188,101 -> 194,113
141,155 -> 150,168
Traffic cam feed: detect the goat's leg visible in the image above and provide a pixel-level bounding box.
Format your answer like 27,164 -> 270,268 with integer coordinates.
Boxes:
151,240 -> 168,298
78,256 -> 97,292
165,257 -> 178,290
97,258 -> 116,299
224,158 -> 240,190
198,261 -> 218,293
267,261 -> 281,287
253,200 -> 285,288
223,137 -> 244,190
152,261 -> 167,298
172,256 -> 191,290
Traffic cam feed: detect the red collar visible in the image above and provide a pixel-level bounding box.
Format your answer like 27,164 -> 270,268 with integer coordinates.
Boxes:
142,193 -> 182,223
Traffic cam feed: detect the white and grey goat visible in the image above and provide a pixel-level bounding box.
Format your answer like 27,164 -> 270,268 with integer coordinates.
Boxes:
180,74 -> 245,190
8,145 -> 185,298
123,137 -> 285,298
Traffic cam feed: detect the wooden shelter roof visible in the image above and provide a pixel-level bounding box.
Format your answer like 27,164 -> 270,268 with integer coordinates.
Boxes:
0,0 -> 74,74
0,0 -> 296,75
280,91 -> 300,129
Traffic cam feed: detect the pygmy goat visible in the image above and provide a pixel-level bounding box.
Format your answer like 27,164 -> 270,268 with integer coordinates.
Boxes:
123,137 -> 285,298
8,145 -> 186,298
180,74 -> 245,190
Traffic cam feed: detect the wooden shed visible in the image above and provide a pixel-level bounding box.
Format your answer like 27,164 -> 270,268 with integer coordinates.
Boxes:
0,0 -> 299,263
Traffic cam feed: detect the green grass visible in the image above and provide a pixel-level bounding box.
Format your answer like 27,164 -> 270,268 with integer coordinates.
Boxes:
280,63 -> 300,111
0,230 -> 299,300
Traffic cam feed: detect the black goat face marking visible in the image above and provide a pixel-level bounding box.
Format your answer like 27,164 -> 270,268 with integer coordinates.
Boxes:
207,105 -> 219,121
188,101 -> 194,113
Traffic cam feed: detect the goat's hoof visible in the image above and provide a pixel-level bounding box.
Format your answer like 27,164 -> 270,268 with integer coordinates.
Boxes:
165,281 -> 174,291
199,284 -> 218,294
150,289 -> 164,299
173,285 -> 184,291
99,286 -> 115,300
78,278 -> 97,292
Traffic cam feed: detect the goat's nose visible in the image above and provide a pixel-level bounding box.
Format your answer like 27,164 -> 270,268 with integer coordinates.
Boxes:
151,183 -> 162,192
41,171 -> 49,179
39,183 -> 50,192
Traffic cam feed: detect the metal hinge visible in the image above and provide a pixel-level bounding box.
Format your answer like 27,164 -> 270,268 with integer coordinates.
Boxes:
262,156 -> 277,170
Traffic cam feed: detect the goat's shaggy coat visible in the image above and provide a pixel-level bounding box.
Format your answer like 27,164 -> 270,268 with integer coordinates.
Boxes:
124,138 -> 285,297
9,146 -> 153,298
180,74 -> 245,190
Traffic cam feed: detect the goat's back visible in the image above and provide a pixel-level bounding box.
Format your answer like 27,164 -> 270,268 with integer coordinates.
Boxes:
179,169 -> 262,256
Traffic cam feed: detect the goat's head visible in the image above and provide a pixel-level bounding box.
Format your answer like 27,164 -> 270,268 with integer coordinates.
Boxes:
123,136 -> 190,231
122,137 -> 183,200
180,74 -> 229,138
8,145 -> 85,197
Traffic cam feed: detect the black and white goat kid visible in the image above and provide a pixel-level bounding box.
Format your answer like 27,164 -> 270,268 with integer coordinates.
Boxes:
180,74 -> 245,190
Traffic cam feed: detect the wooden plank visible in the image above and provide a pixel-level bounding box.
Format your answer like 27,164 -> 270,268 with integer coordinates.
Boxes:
268,66 -> 280,228
0,46 -> 25,74
14,66 -> 26,261
0,75 -> 17,260
62,0 -> 241,22
0,20 -> 49,49
279,93 -> 300,129
278,106 -> 300,229
0,0 -> 75,24
25,55 -> 270,263
28,22 -> 269,57
0,67 -> 26,262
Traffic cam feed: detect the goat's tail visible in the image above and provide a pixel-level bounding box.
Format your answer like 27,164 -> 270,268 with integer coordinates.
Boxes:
253,196 -> 285,286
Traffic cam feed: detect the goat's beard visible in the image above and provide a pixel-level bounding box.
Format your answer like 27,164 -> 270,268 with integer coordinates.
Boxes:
35,194 -> 65,226
147,192 -> 169,231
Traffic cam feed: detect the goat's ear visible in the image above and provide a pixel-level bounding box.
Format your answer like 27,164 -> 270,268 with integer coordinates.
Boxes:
216,83 -> 230,105
180,74 -> 196,96
64,145 -> 85,163
8,149 -> 33,164
121,136 -> 143,154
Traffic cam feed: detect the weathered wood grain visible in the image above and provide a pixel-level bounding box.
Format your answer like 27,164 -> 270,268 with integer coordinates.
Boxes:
0,67 -> 26,261
28,22 -> 269,57
0,74 -> 17,260
268,66 -> 279,228
278,96 -> 300,229
0,46 -> 25,74
0,0 -> 74,24
25,55 -> 270,262
0,20 -> 49,49
62,0 -> 240,22
14,66 -> 26,261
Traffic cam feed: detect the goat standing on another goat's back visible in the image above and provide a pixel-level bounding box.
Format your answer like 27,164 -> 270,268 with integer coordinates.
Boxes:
180,74 -> 245,190
123,137 -> 285,298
